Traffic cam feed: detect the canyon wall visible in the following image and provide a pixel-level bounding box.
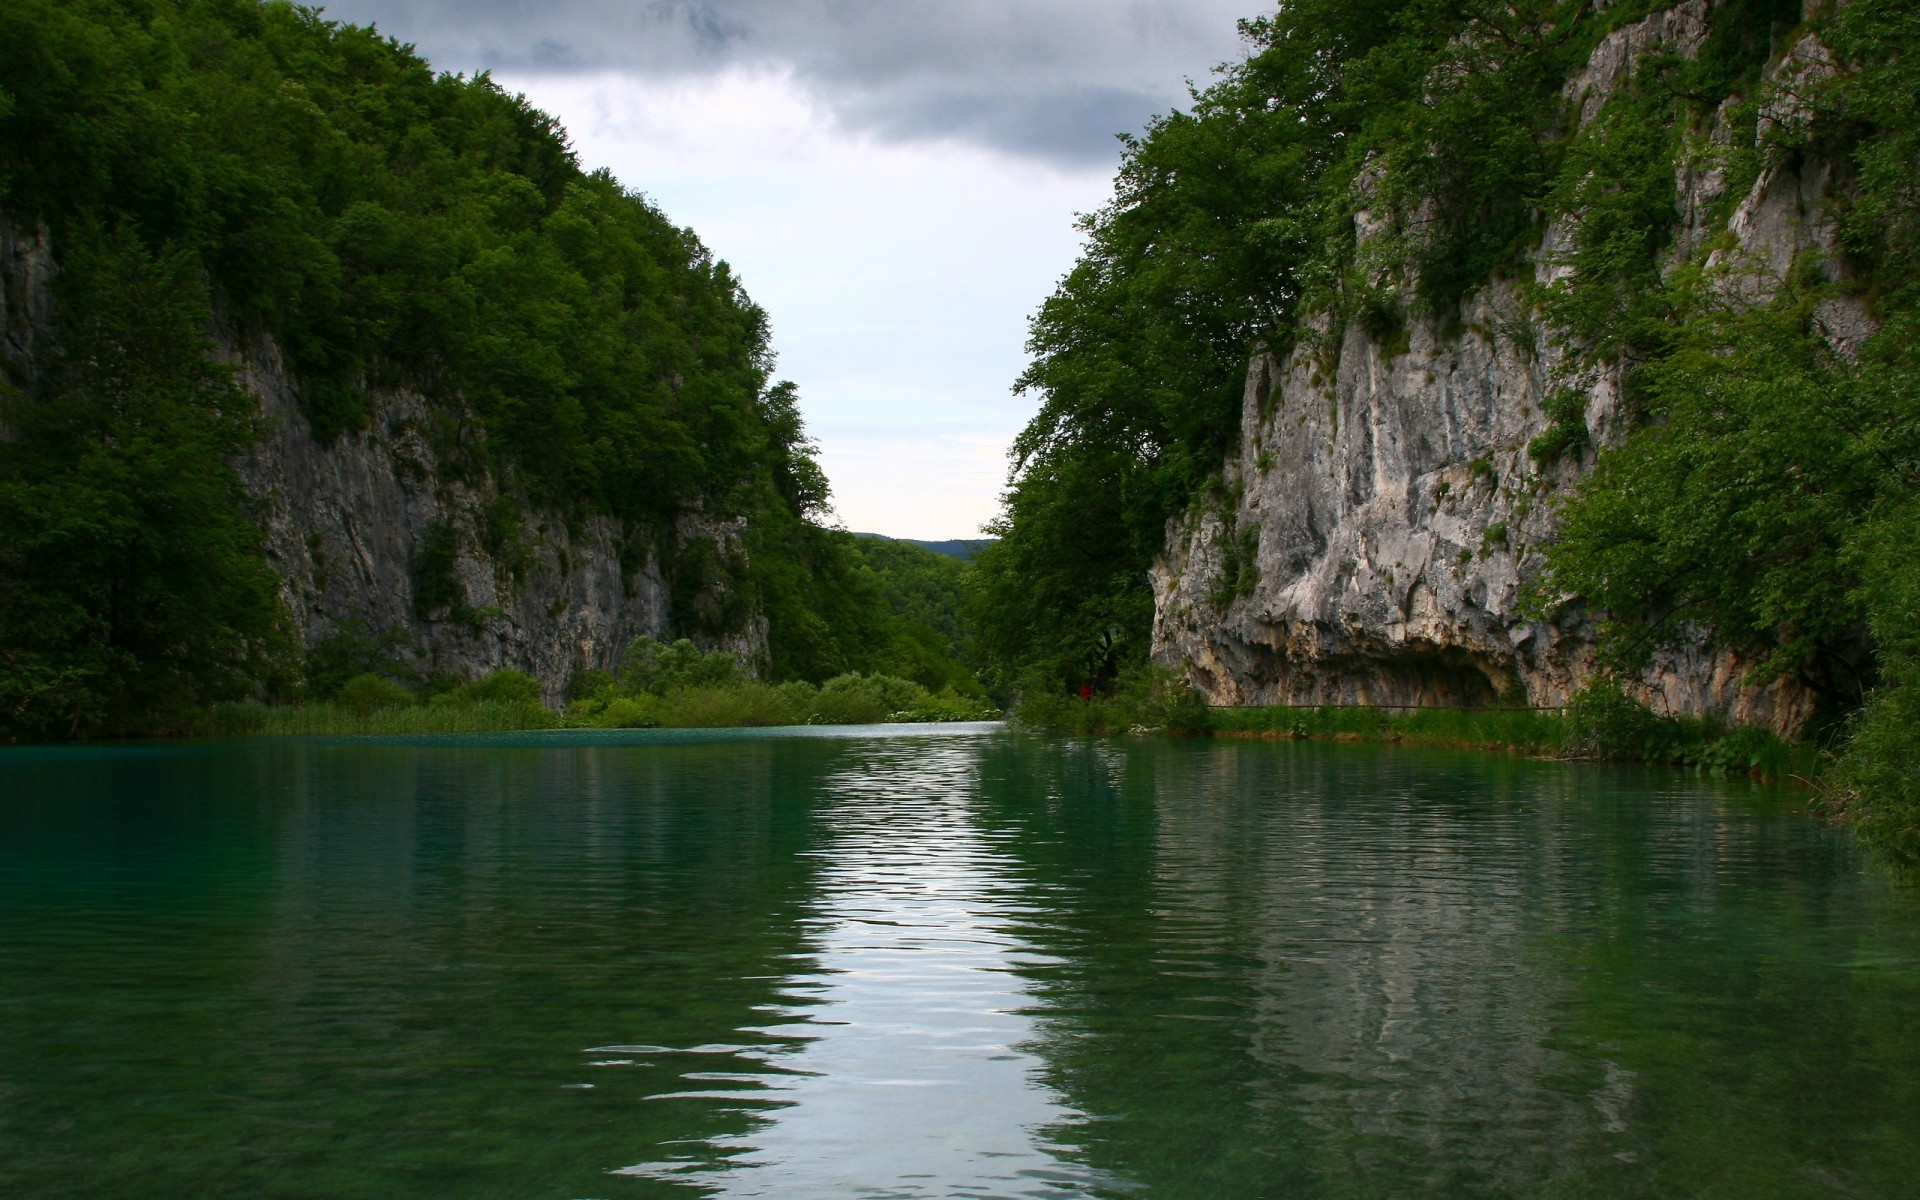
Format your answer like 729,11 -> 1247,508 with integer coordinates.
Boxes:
1,220 -> 766,704
1151,4 -> 1857,734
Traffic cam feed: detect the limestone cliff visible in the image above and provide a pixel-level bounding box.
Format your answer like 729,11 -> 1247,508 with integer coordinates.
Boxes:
233,334 -> 767,703
1,220 -> 766,703
1151,5 -> 1856,734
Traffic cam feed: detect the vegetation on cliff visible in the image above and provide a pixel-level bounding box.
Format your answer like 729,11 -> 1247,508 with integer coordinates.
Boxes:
0,0 -> 982,738
974,0 -> 1918,863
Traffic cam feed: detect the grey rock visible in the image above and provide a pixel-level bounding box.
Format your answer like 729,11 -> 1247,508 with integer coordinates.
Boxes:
1,221 -> 768,706
232,330 -> 766,704
1152,10 -> 1861,736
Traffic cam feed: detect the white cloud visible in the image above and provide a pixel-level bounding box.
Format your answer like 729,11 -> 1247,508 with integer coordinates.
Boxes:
312,2 -> 1265,538
322,0 -> 1257,162
500,68 -> 1116,537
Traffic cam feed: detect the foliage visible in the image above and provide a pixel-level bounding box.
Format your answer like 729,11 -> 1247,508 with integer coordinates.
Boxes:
1021,678 -> 1809,778
1527,389 -> 1591,466
0,226 -> 291,738
570,635 -> 996,727
1532,300 -> 1883,694
1534,0 -> 1920,752
617,637 -> 741,695
1827,497 -> 1920,875
333,672 -> 413,715
1012,664 -> 1209,736
974,0 -> 1798,690
430,668 -> 542,707
1208,702 -> 1567,753
411,522 -> 463,620
302,619 -> 412,699
749,528 -> 987,696
0,0 -> 787,525
0,0 -> 915,738
1559,680 -> 1811,776
209,697 -> 557,736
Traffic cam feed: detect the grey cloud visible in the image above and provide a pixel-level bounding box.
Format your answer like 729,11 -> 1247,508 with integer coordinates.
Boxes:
841,82 -> 1169,163
315,0 -> 1257,163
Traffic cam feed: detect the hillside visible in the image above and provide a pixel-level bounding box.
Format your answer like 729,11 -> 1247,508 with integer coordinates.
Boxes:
975,0 -> 1919,857
0,0 -> 970,737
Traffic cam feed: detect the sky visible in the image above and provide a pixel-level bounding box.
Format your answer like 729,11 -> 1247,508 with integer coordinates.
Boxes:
316,1 -> 1258,539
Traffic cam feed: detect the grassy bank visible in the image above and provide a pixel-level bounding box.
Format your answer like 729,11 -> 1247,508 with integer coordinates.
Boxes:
206,649 -> 1000,739
1016,669 -> 1822,781
208,699 -> 559,737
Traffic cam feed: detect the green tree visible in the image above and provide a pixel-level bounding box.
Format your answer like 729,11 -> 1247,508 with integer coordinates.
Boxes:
0,228 -> 290,737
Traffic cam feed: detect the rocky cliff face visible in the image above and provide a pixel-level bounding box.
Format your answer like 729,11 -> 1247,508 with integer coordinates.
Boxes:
1151,4 -> 1856,734
1,221 -> 766,703
234,334 -> 767,703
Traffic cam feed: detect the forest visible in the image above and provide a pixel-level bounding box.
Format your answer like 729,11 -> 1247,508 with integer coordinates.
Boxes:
967,0 -> 1919,862
0,0 -> 981,738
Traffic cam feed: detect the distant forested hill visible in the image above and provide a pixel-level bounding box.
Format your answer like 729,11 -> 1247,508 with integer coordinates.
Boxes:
855,534 -> 995,561
0,0 -> 978,737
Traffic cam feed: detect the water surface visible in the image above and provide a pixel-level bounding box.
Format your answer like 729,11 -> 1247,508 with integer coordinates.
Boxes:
2,726 -> 1916,1198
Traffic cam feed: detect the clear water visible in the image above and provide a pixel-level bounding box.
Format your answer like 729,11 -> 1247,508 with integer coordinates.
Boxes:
2,725 -> 1916,1198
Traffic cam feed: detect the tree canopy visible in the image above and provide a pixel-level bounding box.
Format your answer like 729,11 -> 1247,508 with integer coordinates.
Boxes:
0,0 -> 977,736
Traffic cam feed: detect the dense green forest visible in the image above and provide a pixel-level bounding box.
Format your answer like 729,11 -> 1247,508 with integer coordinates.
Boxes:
0,0 -> 978,738
970,0 -> 1918,856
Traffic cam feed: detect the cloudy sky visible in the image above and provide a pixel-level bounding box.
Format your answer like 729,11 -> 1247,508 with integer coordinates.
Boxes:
318,1 -> 1258,538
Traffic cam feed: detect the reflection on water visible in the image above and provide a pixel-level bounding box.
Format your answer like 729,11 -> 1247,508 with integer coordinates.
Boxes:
618,740 -> 1107,1196
1,728 -> 1918,1199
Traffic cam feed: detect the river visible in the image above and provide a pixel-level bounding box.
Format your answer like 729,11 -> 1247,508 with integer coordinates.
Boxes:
2,725 -> 1916,1198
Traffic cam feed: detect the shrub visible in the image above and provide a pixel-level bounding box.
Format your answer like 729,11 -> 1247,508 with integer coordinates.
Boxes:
1561,680 -> 1667,759
1014,664 -> 1202,734
589,696 -> 658,728
568,668 -> 616,702
812,673 -> 931,725
432,668 -> 543,707
1833,679 -> 1920,875
656,683 -> 802,728
618,637 -> 742,695
334,673 -> 415,715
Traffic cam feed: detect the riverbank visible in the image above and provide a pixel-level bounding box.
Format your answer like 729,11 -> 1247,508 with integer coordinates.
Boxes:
1015,672 -> 1823,781
205,668 -> 1000,738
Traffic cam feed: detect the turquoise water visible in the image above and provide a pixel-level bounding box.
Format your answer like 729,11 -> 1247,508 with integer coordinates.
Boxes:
2,725 -> 1916,1198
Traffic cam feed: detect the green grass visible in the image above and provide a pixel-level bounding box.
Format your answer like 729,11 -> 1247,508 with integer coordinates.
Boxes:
1208,704 -> 1568,751
1015,671 -> 1820,782
206,700 -> 560,737
203,676 -> 1003,739
1204,702 -> 1819,779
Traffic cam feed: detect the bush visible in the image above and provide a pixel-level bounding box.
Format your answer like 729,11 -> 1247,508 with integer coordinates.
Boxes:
619,637 -> 741,695
1833,679 -> 1920,875
897,688 -> 1003,723
334,673 -> 415,715
1014,664 -> 1202,734
775,680 -> 820,713
568,668 -> 615,702
580,696 -> 657,728
656,683 -> 802,728
1562,680 -> 1667,759
811,673 -> 931,725
431,668 -> 543,707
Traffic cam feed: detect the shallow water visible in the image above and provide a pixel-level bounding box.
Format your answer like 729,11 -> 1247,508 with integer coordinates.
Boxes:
2,725 -> 1916,1198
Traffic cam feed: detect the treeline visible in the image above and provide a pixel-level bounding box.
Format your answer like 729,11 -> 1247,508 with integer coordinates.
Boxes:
0,0 -> 982,737
971,0 -> 1918,861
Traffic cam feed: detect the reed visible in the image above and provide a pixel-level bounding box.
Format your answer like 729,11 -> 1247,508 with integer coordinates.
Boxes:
207,700 -> 559,737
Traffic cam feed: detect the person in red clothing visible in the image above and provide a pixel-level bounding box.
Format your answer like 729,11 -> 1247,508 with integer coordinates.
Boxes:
1078,682 -> 1093,703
